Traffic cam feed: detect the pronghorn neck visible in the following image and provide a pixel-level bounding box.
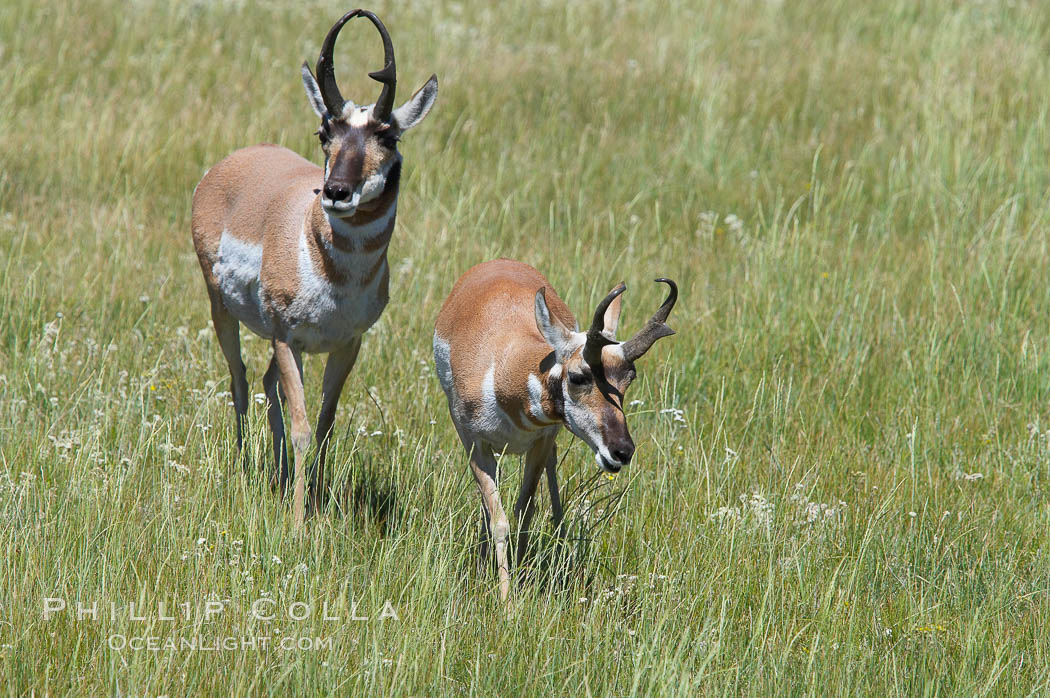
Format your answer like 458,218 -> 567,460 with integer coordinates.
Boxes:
521,349 -> 567,429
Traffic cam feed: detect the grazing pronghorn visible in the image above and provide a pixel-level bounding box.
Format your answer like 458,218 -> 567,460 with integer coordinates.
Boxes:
433,259 -> 678,600
191,9 -> 438,528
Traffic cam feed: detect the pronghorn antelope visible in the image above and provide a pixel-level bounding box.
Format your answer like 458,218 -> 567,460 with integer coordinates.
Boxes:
191,9 -> 438,528
433,259 -> 678,600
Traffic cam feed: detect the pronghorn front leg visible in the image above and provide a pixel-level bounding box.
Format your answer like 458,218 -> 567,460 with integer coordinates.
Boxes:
515,434 -> 556,565
311,339 -> 362,510
467,440 -> 511,602
273,338 -> 311,529
262,356 -> 290,493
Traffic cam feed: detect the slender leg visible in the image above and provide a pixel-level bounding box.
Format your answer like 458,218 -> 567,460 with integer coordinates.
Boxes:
515,434 -> 554,564
467,440 -> 511,602
476,503 -> 490,572
311,339 -> 362,510
545,441 -> 563,531
262,356 -> 289,493
208,290 -> 249,457
273,338 -> 310,530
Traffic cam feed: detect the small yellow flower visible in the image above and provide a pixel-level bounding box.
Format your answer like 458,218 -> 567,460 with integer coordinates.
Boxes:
149,385 -> 156,391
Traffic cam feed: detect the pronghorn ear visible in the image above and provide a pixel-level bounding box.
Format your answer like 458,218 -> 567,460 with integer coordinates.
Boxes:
602,293 -> 623,340
535,288 -> 576,362
301,62 -> 327,118
392,74 -> 438,131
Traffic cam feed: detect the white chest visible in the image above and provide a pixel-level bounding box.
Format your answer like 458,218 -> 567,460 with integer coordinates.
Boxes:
285,209 -> 395,353
286,237 -> 388,353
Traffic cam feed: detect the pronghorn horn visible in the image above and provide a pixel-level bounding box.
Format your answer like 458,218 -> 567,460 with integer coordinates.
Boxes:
315,10 -> 396,120
621,278 -> 678,362
315,9 -> 360,116
582,282 -> 626,371
358,11 -> 397,123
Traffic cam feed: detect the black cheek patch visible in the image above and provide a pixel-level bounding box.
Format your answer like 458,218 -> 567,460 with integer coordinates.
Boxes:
596,374 -> 624,407
384,159 -> 402,192
539,351 -> 557,373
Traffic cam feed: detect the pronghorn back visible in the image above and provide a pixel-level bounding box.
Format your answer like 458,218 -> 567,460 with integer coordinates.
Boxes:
192,144 -> 320,255
434,258 -> 576,357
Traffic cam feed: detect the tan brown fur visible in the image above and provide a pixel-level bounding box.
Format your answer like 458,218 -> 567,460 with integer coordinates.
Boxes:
434,259 -> 665,601
192,10 -> 438,532
191,118 -> 409,533
435,259 -> 573,423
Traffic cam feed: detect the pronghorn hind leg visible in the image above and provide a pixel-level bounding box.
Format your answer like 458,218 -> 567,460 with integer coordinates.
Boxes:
311,338 -> 362,512
476,503 -> 491,574
466,440 -> 511,602
208,289 -> 249,460
262,356 -> 289,494
273,338 -> 310,530
515,434 -> 554,566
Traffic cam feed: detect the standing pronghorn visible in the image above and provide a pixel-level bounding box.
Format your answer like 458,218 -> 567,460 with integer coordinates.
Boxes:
191,10 -> 438,528
433,259 -> 678,600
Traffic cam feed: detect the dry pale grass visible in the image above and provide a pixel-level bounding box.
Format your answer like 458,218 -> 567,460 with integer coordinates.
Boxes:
3,0 -> 1050,694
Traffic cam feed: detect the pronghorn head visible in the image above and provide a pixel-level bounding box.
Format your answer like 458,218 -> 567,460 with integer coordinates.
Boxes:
534,279 -> 678,473
301,10 -> 438,219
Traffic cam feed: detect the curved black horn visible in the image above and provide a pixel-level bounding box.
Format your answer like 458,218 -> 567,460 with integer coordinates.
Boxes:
314,10 -> 396,120
582,282 -> 626,371
620,278 -> 678,362
315,9 -> 361,116
357,10 -> 397,122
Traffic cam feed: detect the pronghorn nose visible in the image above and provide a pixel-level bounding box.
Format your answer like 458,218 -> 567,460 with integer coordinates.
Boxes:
324,182 -> 350,202
611,442 -> 635,465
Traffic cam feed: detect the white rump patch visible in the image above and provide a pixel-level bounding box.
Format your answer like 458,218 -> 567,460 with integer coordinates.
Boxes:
433,334 -> 453,395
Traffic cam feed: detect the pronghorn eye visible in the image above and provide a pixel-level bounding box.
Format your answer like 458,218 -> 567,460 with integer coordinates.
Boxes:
568,371 -> 590,386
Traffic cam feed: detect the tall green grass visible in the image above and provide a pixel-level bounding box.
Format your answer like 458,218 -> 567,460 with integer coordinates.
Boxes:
3,0 -> 1050,694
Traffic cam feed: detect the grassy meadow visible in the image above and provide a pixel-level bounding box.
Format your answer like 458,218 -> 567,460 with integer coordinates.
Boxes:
4,0 -> 1050,694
